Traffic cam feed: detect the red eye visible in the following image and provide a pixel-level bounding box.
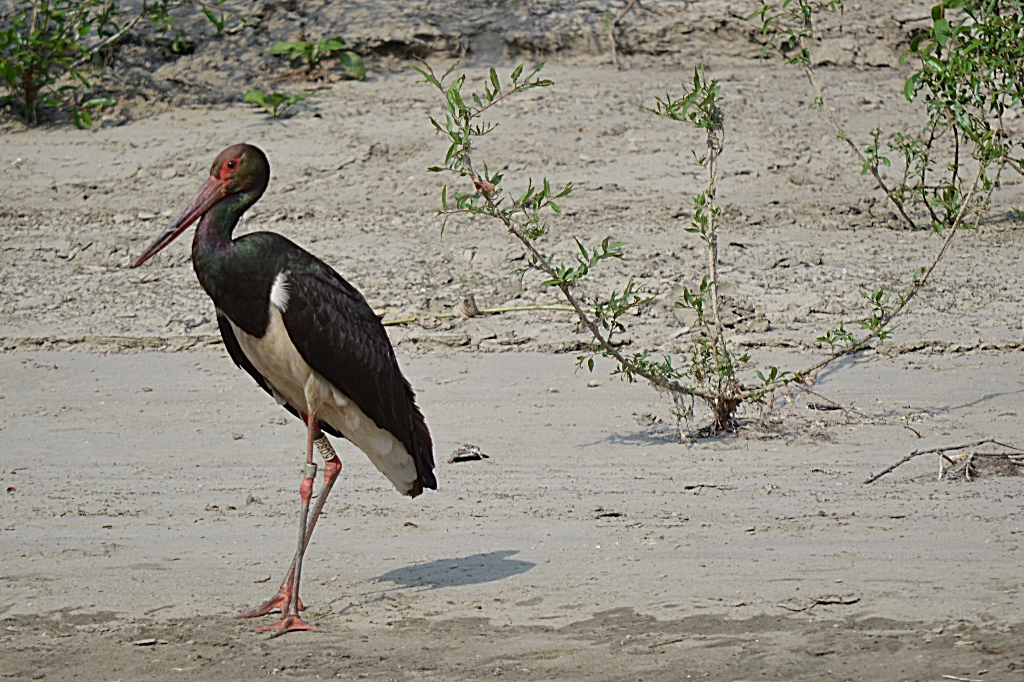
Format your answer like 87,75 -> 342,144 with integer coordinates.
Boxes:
218,157 -> 242,179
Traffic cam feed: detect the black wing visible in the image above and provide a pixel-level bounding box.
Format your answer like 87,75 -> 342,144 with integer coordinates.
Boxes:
280,260 -> 435,497
216,310 -> 342,438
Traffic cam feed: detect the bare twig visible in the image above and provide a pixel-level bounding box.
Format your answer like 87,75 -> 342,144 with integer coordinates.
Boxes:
82,13 -> 143,63
607,0 -> 639,69
863,439 -> 1023,484
902,415 -> 922,439
649,637 -> 685,648
965,452 -> 1024,458
797,385 -> 873,421
796,31 -> 917,231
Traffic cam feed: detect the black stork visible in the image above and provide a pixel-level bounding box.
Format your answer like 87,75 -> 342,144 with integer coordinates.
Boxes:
132,143 -> 436,637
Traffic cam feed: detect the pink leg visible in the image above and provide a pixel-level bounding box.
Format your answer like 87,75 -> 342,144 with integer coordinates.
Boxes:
236,431 -> 343,619
247,413 -> 333,637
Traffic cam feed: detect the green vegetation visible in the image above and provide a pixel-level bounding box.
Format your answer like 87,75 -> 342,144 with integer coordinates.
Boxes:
417,61 -> 769,432
417,0 -> 1024,435
199,0 -> 227,35
0,0 -> 369,127
0,0 -> 117,125
244,89 -> 311,117
142,0 -> 189,53
755,0 -> 1024,374
266,36 -> 365,80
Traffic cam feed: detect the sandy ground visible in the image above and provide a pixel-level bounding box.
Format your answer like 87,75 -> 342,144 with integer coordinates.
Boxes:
1,349 -> 1024,680
3,0 -> 1024,678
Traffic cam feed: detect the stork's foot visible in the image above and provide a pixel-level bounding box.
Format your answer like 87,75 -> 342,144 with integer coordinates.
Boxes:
250,615 -> 326,638
235,585 -> 304,619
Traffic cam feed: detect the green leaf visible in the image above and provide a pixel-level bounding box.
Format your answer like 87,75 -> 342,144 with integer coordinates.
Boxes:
934,18 -> 951,46
318,37 -> 345,53
201,6 -> 223,32
440,61 -> 461,82
339,51 -> 365,80
266,41 -> 304,55
285,92 -> 312,106
903,74 -> 918,102
244,90 -> 267,106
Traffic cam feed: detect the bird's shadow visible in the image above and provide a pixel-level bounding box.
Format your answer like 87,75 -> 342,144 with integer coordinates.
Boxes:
374,550 -> 535,590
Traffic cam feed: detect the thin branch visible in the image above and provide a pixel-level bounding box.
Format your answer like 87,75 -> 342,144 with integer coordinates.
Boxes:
797,35 -> 918,230
460,154 -> 716,401
768,164 -> 985,392
796,385 -> 873,421
475,78 -> 549,117
607,0 -> 639,70
77,12 -> 144,66
705,117 -> 726,353
863,439 -> 1023,484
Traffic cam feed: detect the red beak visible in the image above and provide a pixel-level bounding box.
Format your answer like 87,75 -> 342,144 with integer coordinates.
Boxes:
132,174 -> 230,268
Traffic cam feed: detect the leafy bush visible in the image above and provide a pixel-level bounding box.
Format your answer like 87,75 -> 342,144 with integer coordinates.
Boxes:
0,0 -> 117,125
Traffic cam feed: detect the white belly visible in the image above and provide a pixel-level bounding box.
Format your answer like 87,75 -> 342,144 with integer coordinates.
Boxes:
225,302 -> 418,496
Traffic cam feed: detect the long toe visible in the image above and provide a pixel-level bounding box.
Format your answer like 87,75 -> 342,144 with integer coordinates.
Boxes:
236,587 -> 305,619
249,615 -> 326,638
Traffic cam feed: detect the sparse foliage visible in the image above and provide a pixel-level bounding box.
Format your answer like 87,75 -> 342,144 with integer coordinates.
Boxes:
418,61 -> 777,433
143,0 -> 190,53
751,0 -> 1024,399
266,36 -> 365,80
244,89 -> 310,117
199,0 -> 226,35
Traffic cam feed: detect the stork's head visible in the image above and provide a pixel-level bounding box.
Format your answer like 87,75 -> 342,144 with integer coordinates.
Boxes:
132,143 -> 270,267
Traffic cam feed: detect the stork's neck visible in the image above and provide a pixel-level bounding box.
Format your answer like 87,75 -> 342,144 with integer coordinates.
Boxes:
190,191 -> 282,338
194,193 -> 251,252
191,192 -> 256,313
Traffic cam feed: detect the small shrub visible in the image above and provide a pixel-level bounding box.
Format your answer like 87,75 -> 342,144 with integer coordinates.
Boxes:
417,61 -> 768,433
199,0 -> 226,35
143,0 -> 190,53
244,89 -> 310,117
265,37 -> 365,80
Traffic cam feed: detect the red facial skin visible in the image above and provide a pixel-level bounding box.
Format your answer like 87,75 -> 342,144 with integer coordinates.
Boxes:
131,157 -> 242,268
